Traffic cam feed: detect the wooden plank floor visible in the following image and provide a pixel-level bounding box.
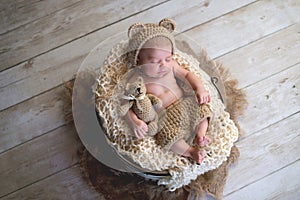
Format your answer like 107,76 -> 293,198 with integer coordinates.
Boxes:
0,0 -> 299,199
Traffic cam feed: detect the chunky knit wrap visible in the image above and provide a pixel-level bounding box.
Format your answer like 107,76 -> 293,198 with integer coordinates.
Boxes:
94,39 -> 239,191
155,97 -> 211,150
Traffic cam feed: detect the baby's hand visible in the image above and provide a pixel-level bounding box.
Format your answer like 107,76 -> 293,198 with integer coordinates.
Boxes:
132,119 -> 148,139
195,86 -> 211,105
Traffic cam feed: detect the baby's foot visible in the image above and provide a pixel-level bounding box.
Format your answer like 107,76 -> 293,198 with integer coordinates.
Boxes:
199,136 -> 211,147
189,147 -> 206,164
195,135 -> 211,147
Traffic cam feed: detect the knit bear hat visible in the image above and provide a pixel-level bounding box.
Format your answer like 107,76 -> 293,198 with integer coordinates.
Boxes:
128,18 -> 176,66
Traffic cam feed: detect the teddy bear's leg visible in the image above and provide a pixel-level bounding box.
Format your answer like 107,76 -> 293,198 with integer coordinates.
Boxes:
147,114 -> 159,136
148,94 -> 162,111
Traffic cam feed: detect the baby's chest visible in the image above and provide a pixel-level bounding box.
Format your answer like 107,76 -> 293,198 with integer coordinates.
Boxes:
146,75 -> 177,93
146,82 -> 174,96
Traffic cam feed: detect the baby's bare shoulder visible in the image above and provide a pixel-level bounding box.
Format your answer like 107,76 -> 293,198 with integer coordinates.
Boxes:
172,60 -> 189,79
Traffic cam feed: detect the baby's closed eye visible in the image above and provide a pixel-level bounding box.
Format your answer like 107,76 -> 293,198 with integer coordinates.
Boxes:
150,59 -> 160,63
165,58 -> 171,62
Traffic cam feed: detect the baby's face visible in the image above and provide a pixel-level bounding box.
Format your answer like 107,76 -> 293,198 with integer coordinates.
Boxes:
137,47 -> 172,78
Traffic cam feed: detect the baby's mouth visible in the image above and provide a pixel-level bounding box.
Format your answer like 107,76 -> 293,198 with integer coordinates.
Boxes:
158,66 -> 168,73
158,70 -> 168,76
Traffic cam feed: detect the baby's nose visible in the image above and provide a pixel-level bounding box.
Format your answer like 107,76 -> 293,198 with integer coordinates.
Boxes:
159,60 -> 166,66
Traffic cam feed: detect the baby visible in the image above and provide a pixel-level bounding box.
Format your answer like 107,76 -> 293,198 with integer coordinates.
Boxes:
126,19 -> 211,164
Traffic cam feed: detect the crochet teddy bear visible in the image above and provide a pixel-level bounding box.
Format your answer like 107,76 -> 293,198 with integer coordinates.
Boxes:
119,76 -> 163,136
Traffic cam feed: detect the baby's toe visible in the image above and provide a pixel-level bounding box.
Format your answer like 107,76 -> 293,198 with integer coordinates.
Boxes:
199,136 -> 211,147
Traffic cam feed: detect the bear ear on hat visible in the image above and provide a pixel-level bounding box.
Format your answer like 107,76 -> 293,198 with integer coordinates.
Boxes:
128,22 -> 145,38
159,18 -> 176,33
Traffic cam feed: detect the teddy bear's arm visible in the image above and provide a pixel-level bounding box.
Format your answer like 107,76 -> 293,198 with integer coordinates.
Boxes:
147,94 -> 162,110
119,101 -> 134,117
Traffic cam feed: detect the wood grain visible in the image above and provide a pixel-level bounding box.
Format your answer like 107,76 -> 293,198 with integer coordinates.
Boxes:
0,0 -> 81,34
224,112 -> 300,195
185,0 -> 300,59
0,125 -> 82,197
2,1 -> 295,153
1,165 -> 104,200
217,23 -> 300,88
0,0 -> 166,71
237,63 -> 300,136
1,1 -> 300,199
224,160 -> 300,200
0,0 -> 280,111
0,86 -> 66,153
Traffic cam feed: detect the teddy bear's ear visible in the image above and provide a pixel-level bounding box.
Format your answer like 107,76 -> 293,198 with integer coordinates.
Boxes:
136,76 -> 144,83
128,22 -> 145,38
159,18 -> 176,33
125,83 -> 130,91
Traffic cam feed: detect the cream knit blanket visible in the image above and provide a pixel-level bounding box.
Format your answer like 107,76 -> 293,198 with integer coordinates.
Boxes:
94,40 -> 238,191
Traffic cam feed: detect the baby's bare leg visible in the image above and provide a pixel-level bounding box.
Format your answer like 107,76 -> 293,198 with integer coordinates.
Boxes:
171,139 -> 205,164
195,118 -> 210,146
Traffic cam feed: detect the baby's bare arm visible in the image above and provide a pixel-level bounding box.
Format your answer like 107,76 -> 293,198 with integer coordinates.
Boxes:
127,109 -> 148,139
172,60 -> 210,104
119,101 -> 133,117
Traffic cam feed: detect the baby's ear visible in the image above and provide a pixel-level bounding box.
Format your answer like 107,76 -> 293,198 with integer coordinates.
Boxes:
159,18 -> 176,33
128,22 -> 145,38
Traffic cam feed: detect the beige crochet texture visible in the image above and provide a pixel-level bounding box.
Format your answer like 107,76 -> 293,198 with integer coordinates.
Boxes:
94,40 -> 239,191
118,77 -> 162,136
155,97 -> 211,150
128,18 -> 176,66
